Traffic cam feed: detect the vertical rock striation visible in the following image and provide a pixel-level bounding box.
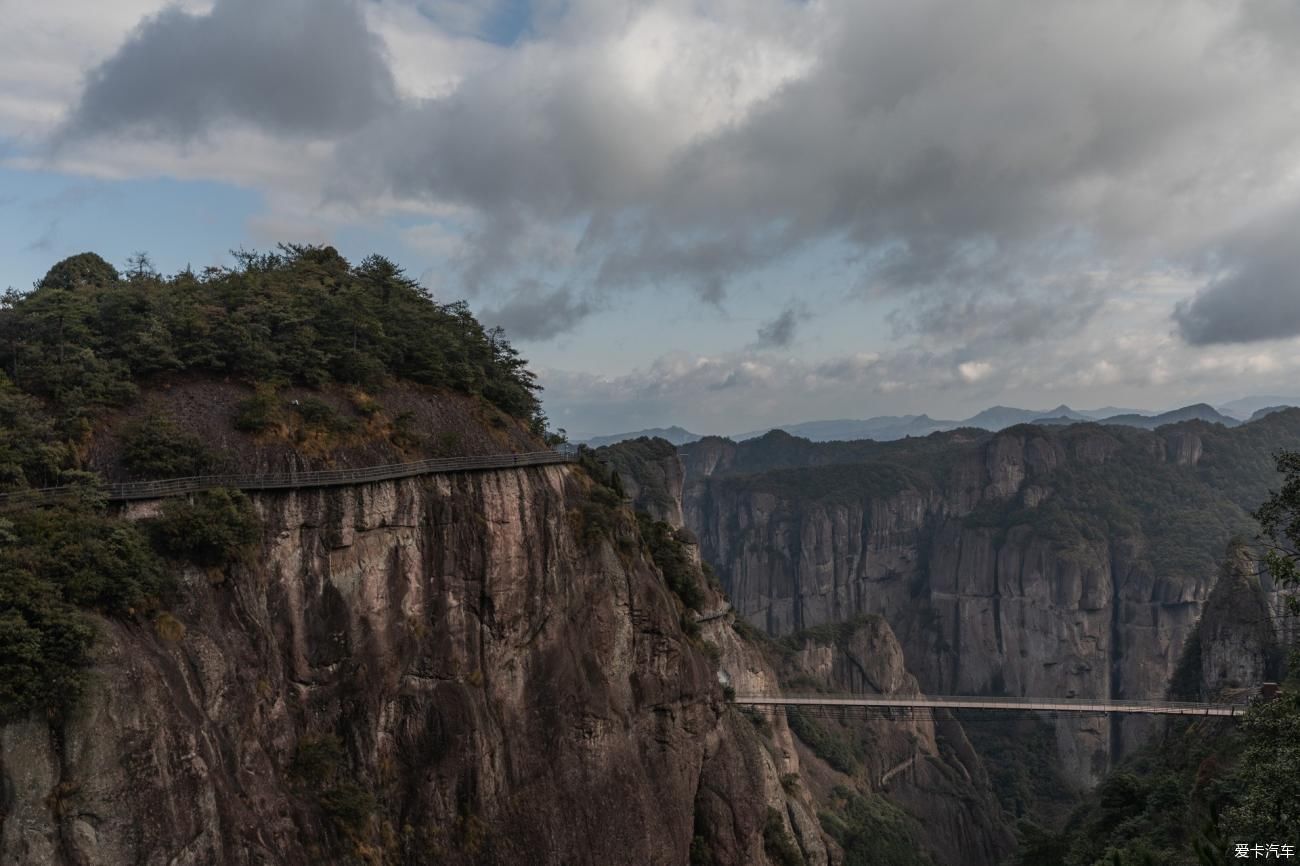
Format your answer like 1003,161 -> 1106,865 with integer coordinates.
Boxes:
680,426 -> 1246,787
0,465 -> 816,866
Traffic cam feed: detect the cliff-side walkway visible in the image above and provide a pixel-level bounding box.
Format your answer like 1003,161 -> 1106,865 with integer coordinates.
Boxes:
0,446 -> 579,503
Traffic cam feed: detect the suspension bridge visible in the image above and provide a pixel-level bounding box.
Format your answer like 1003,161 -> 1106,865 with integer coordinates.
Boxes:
734,694 -> 1248,717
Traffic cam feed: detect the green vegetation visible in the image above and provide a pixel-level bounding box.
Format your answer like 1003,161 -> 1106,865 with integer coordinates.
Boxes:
0,490 -> 166,721
596,436 -> 681,516
1017,448 -> 1300,865
0,377 -> 70,488
0,247 -> 559,724
0,248 -> 543,433
700,414 -> 1300,587
149,488 -> 259,568
120,412 -> 222,479
786,708 -> 863,775
290,732 -> 377,835
817,787 -> 935,866
637,512 -> 705,610
762,806 -> 806,866
233,384 -> 283,433
965,717 -> 1078,826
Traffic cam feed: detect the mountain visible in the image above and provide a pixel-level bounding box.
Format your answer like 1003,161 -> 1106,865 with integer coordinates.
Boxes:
734,414 -> 955,442
608,410 -> 1300,796
1250,405 -> 1295,422
728,404 -> 1168,445
1075,406 -> 1154,420
1100,402 -> 1239,429
960,405 -> 1081,429
580,425 -> 702,447
1218,394 -> 1300,420
0,252 -> 843,866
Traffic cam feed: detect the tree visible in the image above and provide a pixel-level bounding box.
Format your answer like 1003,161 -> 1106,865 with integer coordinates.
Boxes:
1214,450 -> 1300,844
1255,450 -> 1300,620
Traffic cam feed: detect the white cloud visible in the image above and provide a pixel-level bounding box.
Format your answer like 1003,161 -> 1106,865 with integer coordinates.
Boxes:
957,361 -> 993,383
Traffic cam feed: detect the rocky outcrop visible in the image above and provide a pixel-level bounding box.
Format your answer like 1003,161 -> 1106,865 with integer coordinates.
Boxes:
750,617 -> 1015,866
1195,545 -> 1280,697
0,465 -> 815,866
680,426 -> 1246,788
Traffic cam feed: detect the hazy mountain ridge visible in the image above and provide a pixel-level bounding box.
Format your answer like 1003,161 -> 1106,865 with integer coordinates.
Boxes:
579,425 -> 703,447
585,398 -> 1286,446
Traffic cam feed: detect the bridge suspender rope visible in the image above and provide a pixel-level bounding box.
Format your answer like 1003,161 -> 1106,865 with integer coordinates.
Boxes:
0,446 -> 580,504
734,694 -> 1247,717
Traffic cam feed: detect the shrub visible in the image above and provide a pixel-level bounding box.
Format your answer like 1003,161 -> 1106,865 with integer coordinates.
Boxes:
818,789 -> 933,866
291,734 -> 346,787
154,611 -> 186,642
293,396 -> 356,434
0,577 -> 93,722
637,512 -> 705,610
690,836 -> 715,866
290,733 -> 377,835
787,709 -> 862,775
762,807 -> 805,866
233,384 -> 283,433
121,413 -> 219,479
150,488 -> 259,567
319,782 -> 376,834
0,493 -> 170,721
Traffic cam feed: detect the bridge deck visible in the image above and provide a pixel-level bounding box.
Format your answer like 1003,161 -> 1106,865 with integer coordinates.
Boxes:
736,694 -> 1245,717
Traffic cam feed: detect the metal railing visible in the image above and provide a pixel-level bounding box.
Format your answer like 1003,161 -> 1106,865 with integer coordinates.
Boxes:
734,693 -> 1247,717
0,445 -> 579,504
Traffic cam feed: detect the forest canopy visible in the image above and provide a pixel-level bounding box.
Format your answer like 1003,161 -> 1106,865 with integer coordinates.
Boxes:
0,246 -> 543,458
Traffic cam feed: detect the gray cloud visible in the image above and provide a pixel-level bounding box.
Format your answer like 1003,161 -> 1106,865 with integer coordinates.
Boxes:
329,0 -> 1300,333
478,281 -> 594,340
889,275 -> 1105,348
61,0 -> 395,140
1175,214 -> 1300,344
43,0 -> 1300,355
753,302 -> 810,349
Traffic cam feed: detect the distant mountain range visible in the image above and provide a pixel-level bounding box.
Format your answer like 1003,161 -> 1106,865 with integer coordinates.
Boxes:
580,425 -> 703,448
1217,395 -> 1300,420
580,396 -> 1300,447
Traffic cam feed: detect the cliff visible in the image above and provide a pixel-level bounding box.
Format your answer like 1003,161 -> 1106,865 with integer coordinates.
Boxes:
0,465 -> 820,866
662,413 -> 1300,788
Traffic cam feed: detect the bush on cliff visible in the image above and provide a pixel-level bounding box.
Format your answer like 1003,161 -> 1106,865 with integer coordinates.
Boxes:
149,488 -> 259,568
120,413 -> 222,479
637,511 -> 705,610
0,490 -> 169,721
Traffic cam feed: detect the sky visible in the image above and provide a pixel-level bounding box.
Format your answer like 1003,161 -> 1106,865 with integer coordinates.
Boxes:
3,0 -> 1300,438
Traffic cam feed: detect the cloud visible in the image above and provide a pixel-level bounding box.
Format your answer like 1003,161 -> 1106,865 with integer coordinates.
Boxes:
59,0 -> 396,141
17,0 -> 1300,375
323,0 -> 1300,339
1174,210 -> 1300,344
753,302 -> 810,349
477,281 -> 594,340
957,361 -> 993,384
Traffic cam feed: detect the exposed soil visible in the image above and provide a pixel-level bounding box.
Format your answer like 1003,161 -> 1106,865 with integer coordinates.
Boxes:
84,373 -> 544,482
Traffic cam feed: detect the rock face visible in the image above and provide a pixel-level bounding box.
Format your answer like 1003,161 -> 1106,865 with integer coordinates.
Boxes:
774,618 -> 1015,866
1196,546 -> 1281,697
0,466 -> 815,866
679,426 -> 1247,788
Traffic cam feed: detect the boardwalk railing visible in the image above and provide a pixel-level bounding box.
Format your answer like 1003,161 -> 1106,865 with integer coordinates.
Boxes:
0,446 -> 579,504
735,694 -> 1247,717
